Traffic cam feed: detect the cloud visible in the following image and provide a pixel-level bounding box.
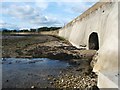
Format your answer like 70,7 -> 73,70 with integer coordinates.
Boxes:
0,21 -> 20,30
57,2 -> 96,14
0,20 -> 4,23
1,2 -> 61,28
35,0 -> 48,10
2,4 -> 37,19
1,0 -> 99,2
1,1 -> 97,29
71,2 -> 95,13
30,15 -> 61,26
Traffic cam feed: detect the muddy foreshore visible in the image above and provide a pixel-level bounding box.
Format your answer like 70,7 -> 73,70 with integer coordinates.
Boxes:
2,33 -> 99,89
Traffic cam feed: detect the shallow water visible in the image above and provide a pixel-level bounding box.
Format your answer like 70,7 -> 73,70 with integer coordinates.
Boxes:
2,35 -> 25,39
2,58 -> 70,88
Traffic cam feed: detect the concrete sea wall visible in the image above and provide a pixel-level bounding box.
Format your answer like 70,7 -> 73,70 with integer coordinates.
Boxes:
59,1 -> 119,89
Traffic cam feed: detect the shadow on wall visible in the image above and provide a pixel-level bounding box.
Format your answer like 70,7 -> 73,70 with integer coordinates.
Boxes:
89,32 -> 99,50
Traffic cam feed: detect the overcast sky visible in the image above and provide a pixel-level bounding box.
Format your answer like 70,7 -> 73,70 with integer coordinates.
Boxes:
0,0 -> 97,30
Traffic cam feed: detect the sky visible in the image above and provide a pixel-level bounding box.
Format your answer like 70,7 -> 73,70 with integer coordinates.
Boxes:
0,0 -> 98,30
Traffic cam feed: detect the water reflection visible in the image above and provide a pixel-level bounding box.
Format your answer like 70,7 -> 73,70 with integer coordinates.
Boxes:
2,58 -> 70,88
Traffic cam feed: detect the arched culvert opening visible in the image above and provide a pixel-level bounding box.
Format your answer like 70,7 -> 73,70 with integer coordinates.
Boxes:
89,32 -> 99,50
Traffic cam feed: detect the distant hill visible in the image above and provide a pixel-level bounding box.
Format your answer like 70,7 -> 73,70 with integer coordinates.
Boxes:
0,28 -> 8,31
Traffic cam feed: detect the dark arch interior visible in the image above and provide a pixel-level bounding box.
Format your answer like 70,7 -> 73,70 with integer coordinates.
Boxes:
89,32 -> 99,50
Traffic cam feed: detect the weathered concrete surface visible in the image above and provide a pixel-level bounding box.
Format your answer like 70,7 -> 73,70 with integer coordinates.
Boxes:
59,1 -> 119,89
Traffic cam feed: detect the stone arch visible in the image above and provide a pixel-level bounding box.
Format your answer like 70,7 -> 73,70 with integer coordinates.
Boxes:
89,32 -> 99,50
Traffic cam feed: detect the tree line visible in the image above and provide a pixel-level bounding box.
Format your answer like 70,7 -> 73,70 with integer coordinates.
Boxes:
2,27 -> 62,33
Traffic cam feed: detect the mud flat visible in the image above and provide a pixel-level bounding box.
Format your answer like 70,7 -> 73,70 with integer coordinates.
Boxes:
2,33 -> 98,89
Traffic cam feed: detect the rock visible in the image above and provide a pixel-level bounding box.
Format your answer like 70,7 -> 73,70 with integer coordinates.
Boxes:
61,79 -> 64,82
50,82 -> 53,84
48,77 -> 51,80
91,85 -> 99,90
76,68 -> 82,72
8,62 -> 12,64
90,53 -> 98,68
6,80 -> 9,82
15,60 -> 21,63
53,78 -> 56,81
59,71 -> 63,74
2,58 -> 6,61
31,86 -> 35,88
74,87 -> 76,88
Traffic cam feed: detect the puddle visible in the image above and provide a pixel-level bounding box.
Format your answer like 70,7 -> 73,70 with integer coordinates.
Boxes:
2,58 -> 70,88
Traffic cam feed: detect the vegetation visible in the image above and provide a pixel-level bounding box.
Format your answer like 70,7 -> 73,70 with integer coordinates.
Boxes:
37,27 -> 61,32
1,27 -> 62,33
